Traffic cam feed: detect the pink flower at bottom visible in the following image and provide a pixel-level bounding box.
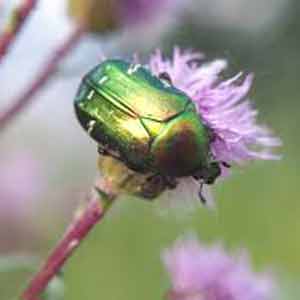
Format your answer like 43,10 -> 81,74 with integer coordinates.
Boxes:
162,235 -> 275,300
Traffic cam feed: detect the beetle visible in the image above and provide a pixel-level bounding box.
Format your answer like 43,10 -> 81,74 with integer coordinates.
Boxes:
74,59 -> 224,202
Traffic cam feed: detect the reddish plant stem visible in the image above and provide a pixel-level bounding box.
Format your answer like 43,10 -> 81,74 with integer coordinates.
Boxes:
0,24 -> 85,132
0,0 -> 38,63
21,197 -> 110,300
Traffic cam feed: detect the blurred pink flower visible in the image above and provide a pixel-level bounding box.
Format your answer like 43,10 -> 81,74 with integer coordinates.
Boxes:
120,0 -> 175,26
148,48 -> 281,170
0,151 -> 44,251
68,0 -> 180,35
163,235 -> 275,300
0,151 -> 43,219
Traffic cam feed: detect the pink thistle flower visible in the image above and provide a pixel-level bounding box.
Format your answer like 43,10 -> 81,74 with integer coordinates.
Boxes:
142,47 -> 281,205
162,235 -> 275,300
148,48 -> 281,170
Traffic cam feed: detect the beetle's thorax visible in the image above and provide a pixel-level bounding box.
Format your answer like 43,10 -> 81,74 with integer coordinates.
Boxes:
150,106 -> 211,177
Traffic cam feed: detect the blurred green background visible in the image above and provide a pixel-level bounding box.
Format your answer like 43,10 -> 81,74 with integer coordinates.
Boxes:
0,0 -> 299,299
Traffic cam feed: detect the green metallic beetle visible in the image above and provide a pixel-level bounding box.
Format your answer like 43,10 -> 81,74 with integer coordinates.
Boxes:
74,59 -> 224,202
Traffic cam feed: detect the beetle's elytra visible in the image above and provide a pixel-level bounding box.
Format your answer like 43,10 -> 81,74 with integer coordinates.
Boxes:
74,59 -> 222,200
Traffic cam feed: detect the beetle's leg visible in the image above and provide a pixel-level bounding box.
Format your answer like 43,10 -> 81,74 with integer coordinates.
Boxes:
97,145 -> 109,156
146,174 -> 163,183
158,72 -> 172,85
193,174 -> 201,180
140,174 -> 166,200
97,145 -> 121,161
198,181 -> 207,204
163,176 -> 178,190
221,161 -> 231,168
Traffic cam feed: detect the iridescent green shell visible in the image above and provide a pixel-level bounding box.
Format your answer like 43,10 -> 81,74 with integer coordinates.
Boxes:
74,59 -> 213,178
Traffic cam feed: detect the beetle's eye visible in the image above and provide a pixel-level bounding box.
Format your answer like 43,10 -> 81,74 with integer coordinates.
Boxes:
158,72 -> 172,85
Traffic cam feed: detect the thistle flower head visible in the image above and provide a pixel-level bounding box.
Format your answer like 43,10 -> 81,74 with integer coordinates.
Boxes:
162,235 -> 275,300
148,48 -> 281,172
